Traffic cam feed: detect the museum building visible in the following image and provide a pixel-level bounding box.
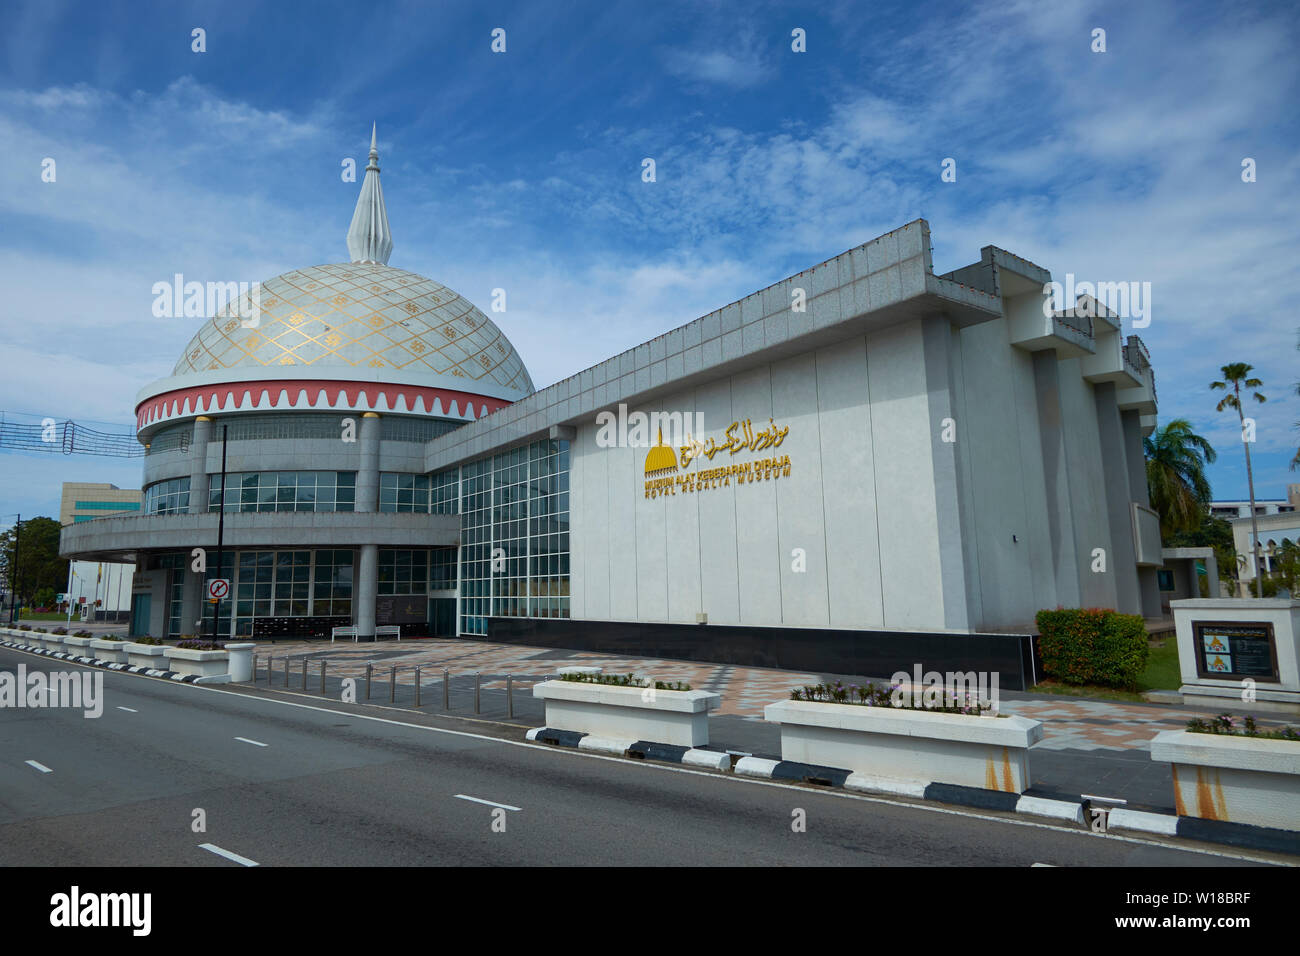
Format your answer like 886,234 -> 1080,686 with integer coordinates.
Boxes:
60,131 -> 1162,681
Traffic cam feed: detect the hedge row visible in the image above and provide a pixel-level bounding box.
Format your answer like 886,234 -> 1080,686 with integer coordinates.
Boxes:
1035,608 -> 1149,689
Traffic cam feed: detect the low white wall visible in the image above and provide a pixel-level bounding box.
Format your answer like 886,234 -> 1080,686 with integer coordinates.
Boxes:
533,680 -> 719,747
764,699 -> 1042,792
1151,729 -> 1300,831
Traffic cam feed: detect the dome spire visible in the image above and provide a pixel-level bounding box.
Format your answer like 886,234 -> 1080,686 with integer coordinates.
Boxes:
347,123 -> 393,265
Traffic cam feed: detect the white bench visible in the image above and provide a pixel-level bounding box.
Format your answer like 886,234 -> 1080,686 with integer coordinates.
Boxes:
331,625 -> 403,643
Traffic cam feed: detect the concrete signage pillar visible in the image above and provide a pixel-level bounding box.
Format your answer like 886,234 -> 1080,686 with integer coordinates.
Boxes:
356,544 -> 378,639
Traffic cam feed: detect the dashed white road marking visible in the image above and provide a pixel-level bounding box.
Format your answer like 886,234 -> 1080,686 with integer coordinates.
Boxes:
117,706 -> 138,713
25,760 -> 52,774
174,681 -> 1285,866
455,794 -> 521,811
234,737 -> 268,747
198,843 -> 259,867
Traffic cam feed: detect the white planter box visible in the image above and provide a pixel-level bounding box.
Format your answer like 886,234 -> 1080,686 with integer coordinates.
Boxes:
167,647 -> 231,678
89,639 -> 130,663
63,637 -> 94,654
1151,729 -> 1300,831
124,643 -> 174,670
35,634 -> 65,651
764,699 -> 1043,793
533,680 -> 720,747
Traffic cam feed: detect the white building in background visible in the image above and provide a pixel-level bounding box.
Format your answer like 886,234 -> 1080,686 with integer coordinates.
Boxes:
59,482 -> 139,619
1230,485 -> 1300,582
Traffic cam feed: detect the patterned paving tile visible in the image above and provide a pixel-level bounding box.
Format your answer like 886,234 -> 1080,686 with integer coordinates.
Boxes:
253,637 -> 1294,751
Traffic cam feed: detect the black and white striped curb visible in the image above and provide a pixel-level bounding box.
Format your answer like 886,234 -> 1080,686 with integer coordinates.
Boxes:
526,727 -> 731,770
0,639 -> 224,684
1103,806 -> 1300,856
731,755 -> 1085,824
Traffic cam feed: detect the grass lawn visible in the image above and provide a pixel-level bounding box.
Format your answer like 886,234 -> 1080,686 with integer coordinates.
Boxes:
1029,636 -> 1181,703
18,611 -> 73,622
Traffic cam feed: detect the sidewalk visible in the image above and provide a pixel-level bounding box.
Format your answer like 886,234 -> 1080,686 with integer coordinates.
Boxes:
252,635 -> 1293,812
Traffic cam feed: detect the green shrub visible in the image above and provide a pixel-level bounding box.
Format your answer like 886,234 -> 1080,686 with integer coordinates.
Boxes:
1035,607 -> 1149,690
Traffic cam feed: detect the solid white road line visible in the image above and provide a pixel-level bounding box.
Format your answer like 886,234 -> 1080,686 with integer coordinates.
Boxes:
176,682 -> 1287,866
454,794 -> 521,811
25,760 -> 52,774
234,737 -> 268,747
198,843 -> 259,867
117,706 -> 138,713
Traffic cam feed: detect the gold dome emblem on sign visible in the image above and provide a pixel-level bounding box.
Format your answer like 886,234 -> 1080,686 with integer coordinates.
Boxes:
644,428 -> 679,477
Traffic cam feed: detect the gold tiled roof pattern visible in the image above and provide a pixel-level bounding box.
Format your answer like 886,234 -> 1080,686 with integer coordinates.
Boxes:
173,263 -> 534,395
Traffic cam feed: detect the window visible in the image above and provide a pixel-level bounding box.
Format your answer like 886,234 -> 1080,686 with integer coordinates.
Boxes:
209,472 -> 356,513
143,477 -> 191,514
1158,569 -> 1175,591
379,473 -> 431,513
454,437 -> 570,636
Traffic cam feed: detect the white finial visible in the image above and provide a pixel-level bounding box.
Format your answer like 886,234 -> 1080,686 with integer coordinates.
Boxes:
347,123 -> 393,265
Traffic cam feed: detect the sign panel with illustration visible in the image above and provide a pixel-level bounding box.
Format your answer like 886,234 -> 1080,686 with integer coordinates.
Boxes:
1192,621 -> 1278,681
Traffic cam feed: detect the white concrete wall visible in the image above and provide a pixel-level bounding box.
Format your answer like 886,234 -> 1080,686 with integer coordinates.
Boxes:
952,318 -> 1056,630
1056,358 -> 1118,609
570,317 -> 954,631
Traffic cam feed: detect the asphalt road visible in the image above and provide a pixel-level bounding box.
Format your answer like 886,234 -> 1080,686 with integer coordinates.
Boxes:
0,646 -> 1287,867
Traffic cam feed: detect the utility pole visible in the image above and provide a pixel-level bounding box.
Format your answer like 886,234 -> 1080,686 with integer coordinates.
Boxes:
208,424 -> 228,643
9,514 -> 19,625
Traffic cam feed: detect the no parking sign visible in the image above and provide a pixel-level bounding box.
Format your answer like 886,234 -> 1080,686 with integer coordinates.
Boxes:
208,578 -> 231,602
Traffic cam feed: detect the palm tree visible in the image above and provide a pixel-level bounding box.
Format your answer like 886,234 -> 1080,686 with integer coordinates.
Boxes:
1144,419 -> 1216,539
1211,363 -> 1267,592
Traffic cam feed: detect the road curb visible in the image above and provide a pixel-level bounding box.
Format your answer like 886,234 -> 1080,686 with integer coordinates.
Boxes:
1106,806 -> 1300,855
526,726 -> 729,769
0,639 -> 202,684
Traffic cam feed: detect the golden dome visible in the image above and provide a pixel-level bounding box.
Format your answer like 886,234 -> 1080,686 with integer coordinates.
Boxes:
173,262 -> 534,396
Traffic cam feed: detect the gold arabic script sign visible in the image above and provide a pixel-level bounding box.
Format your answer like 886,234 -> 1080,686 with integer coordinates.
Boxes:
644,418 -> 792,498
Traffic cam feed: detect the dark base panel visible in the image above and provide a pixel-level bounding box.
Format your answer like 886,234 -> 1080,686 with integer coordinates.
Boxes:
487,617 -> 1040,691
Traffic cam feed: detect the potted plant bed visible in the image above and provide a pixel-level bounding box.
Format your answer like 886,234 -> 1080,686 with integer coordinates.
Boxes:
763,682 -> 1042,793
124,638 -> 174,670
89,637 -> 130,664
167,639 -> 231,678
63,635 -> 95,657
532,674 -> 719,747
1150,716 -> 1300,831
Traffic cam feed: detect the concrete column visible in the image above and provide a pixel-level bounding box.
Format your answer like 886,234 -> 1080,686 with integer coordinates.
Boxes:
355,412 -> 381,640
1094,383 -> 1141,614
920,315 -> 973,631
356,544 -> 378,639
1032,352 -> 1082,608
189,416 -> 212,514
178,564 -> 206,637
356,412 -> 381,514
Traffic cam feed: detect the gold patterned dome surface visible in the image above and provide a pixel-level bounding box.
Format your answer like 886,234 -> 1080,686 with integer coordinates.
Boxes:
173,262 -> 534,395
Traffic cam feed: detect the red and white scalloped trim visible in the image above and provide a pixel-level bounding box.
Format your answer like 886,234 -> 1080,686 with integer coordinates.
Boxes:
135,379 -> 509,433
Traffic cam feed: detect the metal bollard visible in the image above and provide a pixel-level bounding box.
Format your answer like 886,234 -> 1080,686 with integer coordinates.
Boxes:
443,668 -> 449,710
475,671 -> 480,714
390,665 -> 396,703
320,660 -> 327,694
415,666 -> 422,707
284,656 -> 291,687
267,656 -> 273,683
365,663 -> 372,700
302,658 -> 308,690
253,654 -> 258,682
507,675 -> 513,718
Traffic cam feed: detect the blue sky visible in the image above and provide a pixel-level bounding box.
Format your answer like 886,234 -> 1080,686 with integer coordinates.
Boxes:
1,0 -> 1298,525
